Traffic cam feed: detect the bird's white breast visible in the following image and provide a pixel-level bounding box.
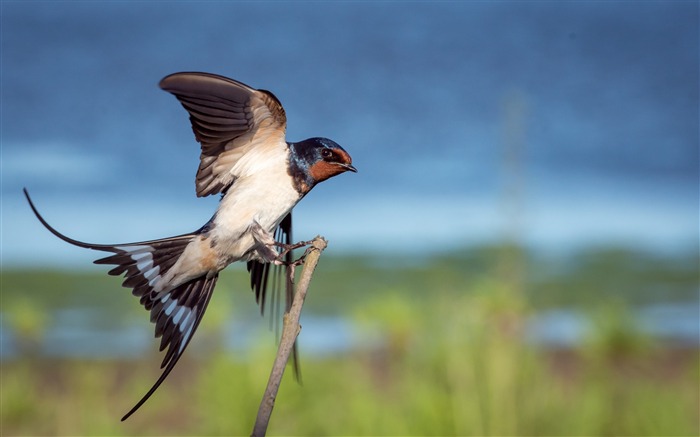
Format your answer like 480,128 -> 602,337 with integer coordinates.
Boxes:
209,140 -> 300,262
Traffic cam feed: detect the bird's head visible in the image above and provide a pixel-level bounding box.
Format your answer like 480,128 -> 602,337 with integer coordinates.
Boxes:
289,137 -> 356,193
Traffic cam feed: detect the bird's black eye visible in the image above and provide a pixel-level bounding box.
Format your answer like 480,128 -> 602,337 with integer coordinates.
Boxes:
321,148 -> 333,159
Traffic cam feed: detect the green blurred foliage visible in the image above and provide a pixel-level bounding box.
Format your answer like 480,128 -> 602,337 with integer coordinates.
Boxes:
1,245 -> 698,435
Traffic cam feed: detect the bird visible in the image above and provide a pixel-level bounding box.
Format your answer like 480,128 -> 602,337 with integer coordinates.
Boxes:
23,71 -> 356,420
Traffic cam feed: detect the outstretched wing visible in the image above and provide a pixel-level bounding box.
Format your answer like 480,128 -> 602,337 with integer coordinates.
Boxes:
247,213 -> 301,379
121,274 -> 217,421
159,72 -> 287,197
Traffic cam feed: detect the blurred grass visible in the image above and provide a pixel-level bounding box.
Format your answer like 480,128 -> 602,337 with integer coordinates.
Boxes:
1,245 -> 698,435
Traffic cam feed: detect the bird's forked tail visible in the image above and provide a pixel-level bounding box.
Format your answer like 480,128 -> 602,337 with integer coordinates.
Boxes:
23,188 -> 218,420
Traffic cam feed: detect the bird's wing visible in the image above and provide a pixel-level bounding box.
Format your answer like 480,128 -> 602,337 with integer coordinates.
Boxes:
159,72 -> 287,197
24,189 -> 218,420
248,213 -> 293,315
247,213 -> 301,379
120,274 -> 217,421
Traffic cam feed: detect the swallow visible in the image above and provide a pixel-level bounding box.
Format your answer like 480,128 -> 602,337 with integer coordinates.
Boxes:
23,71 -> 356,420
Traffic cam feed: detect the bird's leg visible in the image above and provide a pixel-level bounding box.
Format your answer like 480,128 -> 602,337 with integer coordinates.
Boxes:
250,221 -> 312,267
250,221 -> 282,264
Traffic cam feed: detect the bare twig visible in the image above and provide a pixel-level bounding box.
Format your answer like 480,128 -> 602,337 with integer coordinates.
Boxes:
251,236 -> 328,437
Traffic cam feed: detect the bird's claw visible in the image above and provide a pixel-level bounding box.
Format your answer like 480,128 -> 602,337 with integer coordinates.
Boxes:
274,239 -> 315,250
273,239 -> 314,264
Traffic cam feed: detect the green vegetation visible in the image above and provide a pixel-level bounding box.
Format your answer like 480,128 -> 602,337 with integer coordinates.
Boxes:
1,245 -> 698,435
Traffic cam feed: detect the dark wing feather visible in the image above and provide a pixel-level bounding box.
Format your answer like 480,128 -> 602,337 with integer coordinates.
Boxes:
121,274 -> 217,421
247,213 -> 293,315
159,72 -> 287,197
246,213 -> 301,379
24,189 -> 219,419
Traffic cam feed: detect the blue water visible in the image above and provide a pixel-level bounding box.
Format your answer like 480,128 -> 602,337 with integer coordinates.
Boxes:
2,2 -> 698,266
2,303 -> 697,360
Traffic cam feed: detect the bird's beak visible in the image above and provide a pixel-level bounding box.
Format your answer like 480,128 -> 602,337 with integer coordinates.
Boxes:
340,163 -> 357,173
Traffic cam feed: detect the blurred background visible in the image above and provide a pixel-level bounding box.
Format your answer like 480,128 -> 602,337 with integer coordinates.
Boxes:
2,2 -> 698,435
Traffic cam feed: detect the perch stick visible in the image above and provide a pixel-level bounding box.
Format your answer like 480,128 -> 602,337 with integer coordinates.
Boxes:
251,236 -> 328,437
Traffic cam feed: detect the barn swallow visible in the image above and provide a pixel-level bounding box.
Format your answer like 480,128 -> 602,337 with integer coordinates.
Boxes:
23,72 -> 355,420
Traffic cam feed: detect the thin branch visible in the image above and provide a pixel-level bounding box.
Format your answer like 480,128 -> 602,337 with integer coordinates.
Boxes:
251,236 -> 328,437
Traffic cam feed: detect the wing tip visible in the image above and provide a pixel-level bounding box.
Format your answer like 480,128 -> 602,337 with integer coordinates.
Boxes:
159,71 -> 253,94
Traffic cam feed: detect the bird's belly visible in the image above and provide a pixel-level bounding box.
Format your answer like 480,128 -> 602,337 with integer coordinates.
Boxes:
210,173 -> 300,263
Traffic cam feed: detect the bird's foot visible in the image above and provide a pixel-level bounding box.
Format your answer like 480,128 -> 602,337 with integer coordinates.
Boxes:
272,240 -> 314,266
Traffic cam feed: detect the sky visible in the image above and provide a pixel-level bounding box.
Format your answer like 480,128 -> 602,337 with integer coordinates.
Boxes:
2,1 -> 698,266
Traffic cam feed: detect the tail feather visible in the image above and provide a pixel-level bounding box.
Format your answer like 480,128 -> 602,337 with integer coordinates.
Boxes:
24,188 -> 196,296
24,189 -> 217,420
94,237 -> 193,294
